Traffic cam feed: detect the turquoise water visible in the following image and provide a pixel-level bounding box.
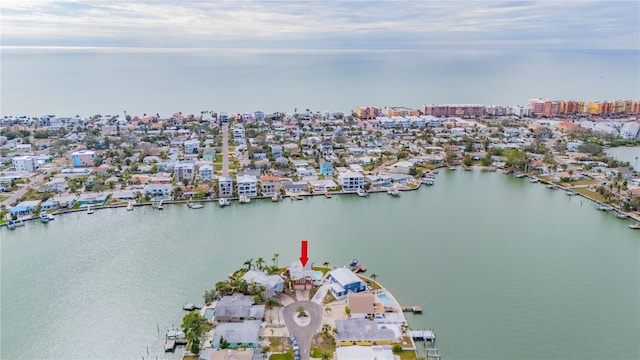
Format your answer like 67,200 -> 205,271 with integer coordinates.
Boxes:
377,294 -> 392,305
203,308 -> 215,320
1,170 -> 638,359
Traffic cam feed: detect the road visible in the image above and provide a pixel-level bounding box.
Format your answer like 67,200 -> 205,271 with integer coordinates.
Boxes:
282,301 -> 322,360
2,172 -> 47,208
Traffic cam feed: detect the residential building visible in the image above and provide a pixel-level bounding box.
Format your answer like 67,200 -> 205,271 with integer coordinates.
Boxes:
174,162 -> 195,182
386,106 -> 418,117
254,111 -> 265,122
356,106 -> 382,120
143,184 -> 172,200
184,139 -> 200,155
335,345 -> 395,360
335,319 -> 396,346
202,148 -> 216,161
421,104 -> 485,118
307,179 -> 338,193
214,294 -> 265,322
233,125 -> 246,142
76,192 -> 110,206
259,175 -> 281,196
269,145 -> 283,158
38,178 -> 68,193
528,99 -> 545,116
236,174 -> 257,197
242,270 -> 284,299
210,320 -> 261,349
71,150 -> 96,167
319,161 -> 334,176
558,100 -> 585,115
11,155 -> 39,172
542,99 -> 559,117
327,267 -> 366,298
199,164 -> 214,181
347,292 -> 384,319
9,200 -> 41,215
512,105 -> 531,117
337,171 -> 364,192
218,176 -> 233,198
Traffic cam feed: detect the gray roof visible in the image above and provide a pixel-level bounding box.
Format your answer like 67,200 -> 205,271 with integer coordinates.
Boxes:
216,294 -> 265,319
212,320 -> 261,345
335,319 -> 396,342
242,270 -> 284,289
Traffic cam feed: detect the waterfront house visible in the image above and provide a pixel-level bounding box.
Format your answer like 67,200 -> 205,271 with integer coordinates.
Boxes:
282,181 -> 308,194
41,197 -> 59,211
269,145 -> 283,158
308,179 -> 338,193
288,259 -> 316,290
242,270 -> 284,299
335,319 -> 396,346
10,200 -> 41,215
236,174 -> 258,197
214,294 -> 265,322
338,171 -> 365,192
218,176 -> 233,198
143,183 -> 172,200
77,192 -> 110,206
210,320 -> 261,349
319,161 -> 334,176
327,268 -> 366,298
365,175 -> 392,188
347,292 -> 384,319
259,175 -> 281,196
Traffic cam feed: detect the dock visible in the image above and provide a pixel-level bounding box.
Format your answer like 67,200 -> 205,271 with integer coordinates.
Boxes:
402,306 -> 422,313
183,303 -> 201,311
409,329 -> 436,342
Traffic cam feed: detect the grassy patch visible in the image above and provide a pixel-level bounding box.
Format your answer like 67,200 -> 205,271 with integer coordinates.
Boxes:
269,351 -> 293,360
397,350 -> 419,360
0,219 -> 8,225
322,291 -> 337,305
0,195 -> 8,202
573,188 -> 607,203
569,179 -> 598,186
182,355 -> 199,360
358,275 -> 381,290
311,333 -> 336,358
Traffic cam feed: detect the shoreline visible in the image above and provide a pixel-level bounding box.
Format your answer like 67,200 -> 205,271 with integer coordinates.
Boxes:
3,166 -> 639,227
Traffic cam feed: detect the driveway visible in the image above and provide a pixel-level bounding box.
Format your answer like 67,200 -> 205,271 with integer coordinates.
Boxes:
282,301 -> 322,360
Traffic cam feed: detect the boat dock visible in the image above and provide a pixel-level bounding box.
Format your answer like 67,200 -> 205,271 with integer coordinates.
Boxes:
402,305 -> 422,313
409,329 -> 436,341
164,329 -> 187,352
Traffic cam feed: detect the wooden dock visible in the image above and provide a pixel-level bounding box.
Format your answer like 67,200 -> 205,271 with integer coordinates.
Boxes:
402,305 -> 422,313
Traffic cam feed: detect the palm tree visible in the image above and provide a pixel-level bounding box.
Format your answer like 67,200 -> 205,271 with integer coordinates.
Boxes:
243,259 -> 254,271
321,351 -> 332,360
256,257 -> 265,271
323,261 -> 330,267
370,273 -> 378,282
321,324 -> 332,336
272,253 -> 279,267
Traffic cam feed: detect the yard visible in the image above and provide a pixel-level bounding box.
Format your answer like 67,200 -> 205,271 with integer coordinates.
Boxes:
269,351 -> 293,360
573,188 -> 607,203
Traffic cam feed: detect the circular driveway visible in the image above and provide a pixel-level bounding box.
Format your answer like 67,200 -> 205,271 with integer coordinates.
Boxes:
283,301 -> 323,360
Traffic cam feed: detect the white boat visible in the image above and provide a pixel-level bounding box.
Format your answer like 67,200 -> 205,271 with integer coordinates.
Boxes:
7,220 -> 16,230
566,191 -> 577,196
219,198 -> 230,207
271,194 -> 281,202
154,200 -> 164,210
324,192 -> 332,198
86,206 -> 94,214
40,213 -> 49,223
629,223 -> 640,230
356,189 -> 369,197
189,202 -> 204,209
595,204 -> 611,211
546,184 -> 557,189
422,177 -> 435,185
8,219 -> 25,229
239,195 -> 251,204
529,177 -> 539,183
126,202 -> 134,211
616,212 -> 628,219
47,214 -> 55,221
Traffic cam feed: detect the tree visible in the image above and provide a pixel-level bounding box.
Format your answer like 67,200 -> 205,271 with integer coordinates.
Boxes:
321,351 -> 332,360
204,289 -> 218,304
481,153 -> 492,167
392,343 -> 403,353
272,253 -> 279,267
256,257 -> 265,271
462,153 -> 473,167
243,258 -> 254,271
504,149 -> 527,171
370,274 -> 378,283
182,311 -> 211,353
297,305 -> 307,317
344,306 -> 351,317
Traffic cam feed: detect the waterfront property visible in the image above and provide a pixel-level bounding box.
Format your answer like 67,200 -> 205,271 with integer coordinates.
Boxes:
214,294 -> 265,322
327,268 -> 367,298
335,345 -> 395,360
210,320 -> 261,349
335,319 -> 396,346
241,270 -> 284,299
347,292 -> 384,319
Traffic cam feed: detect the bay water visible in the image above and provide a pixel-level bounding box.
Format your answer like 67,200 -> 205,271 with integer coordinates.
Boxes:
1,170 -> 638,359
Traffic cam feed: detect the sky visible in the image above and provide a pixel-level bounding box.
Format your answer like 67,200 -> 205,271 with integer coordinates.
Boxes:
1,0 -> 639,50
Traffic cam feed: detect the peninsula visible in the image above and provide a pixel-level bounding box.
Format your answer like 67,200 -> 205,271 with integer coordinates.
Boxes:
175,245 -> 436,360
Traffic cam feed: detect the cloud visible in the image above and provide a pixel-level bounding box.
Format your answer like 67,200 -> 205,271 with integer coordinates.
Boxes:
1,1 -> 638,49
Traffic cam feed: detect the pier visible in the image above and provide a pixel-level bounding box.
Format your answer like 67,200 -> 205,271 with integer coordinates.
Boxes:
402,305 -> 422,313
409,329 -> 436,342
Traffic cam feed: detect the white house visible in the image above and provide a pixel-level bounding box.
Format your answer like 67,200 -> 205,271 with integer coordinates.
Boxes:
174,162 -> 195,182
199,164 -> 213,181
184,139 -> 200,155
12,156 -> 39,172
327,267 -> 367,298
338,171 -> 364,192
242,270 -> 284,299
143,184 -> 172,200
236,174 -> 258,197
620,122 -> 640,140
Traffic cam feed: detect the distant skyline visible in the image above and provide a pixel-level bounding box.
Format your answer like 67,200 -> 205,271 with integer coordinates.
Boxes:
2,1 -> 639,50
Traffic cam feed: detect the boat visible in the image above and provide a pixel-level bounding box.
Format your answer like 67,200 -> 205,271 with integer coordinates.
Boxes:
324,192 -> 332,198
40,213 -> 49,223
187,198 -> 204,209
86,206 -> 94,214
529,177 -> 539,183
629,223 -> 640,230
219,198 -> 230,207
47,214 -> 55,221
126,201 -> 134,211
546,184 -> 557,190
422,176 -> 435,185
515,173 -> 527,178
239,195 -> 251,204
448,166 -> 456,170
356,188 -> 369,197
565,191 -> 577,196
7,219 -> 25,229
616,212 -> 629,219
595,203 -> 611,211
154,200 -> 164,210
271,194 -> 281,202
348,259 -> 367,273
387,189 -> 401,197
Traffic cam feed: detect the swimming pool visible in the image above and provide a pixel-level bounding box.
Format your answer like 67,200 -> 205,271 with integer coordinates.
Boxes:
203,308 -> 215,320
377,294 -> 393,305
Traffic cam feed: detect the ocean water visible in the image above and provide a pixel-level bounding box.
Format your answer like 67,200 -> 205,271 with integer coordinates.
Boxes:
1,48 -> 639,117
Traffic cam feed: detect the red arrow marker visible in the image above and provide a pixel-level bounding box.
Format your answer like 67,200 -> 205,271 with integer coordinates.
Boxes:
299,240 -> 309,267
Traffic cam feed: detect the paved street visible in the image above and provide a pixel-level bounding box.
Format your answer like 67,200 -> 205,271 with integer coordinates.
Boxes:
1,172 -> 46,208
282,301 -> 322,360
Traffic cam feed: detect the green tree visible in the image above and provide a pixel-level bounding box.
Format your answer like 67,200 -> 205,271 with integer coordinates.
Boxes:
181,311 -> 211,353
297,305 -> 307,317
462,153 -> 473,167
504,149 -> 527,171
392,343 -> 403,353
481,153 -> 492,166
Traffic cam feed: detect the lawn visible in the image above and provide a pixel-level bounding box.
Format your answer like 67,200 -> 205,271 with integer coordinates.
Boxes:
573,188 -> 607,203
396,350 -> 419,360
569,178 -> 598,186
269,351 -> 293,360
0,195 -> 8,202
